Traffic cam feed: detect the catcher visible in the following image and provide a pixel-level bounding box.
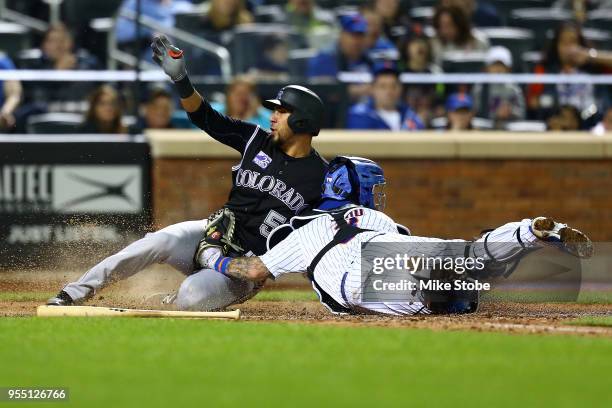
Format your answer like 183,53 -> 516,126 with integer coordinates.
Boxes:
47,35 -> 327,310
196,156 -> 593,315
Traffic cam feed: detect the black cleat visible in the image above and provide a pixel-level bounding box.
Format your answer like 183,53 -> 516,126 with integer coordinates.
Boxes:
46,290 -> 74,306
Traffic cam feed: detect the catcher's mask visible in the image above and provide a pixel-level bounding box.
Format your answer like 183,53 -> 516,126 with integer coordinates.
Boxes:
321,156 -> 386,211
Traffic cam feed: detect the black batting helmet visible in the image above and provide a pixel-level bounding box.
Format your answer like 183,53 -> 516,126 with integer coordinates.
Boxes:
262,85 -> 324,136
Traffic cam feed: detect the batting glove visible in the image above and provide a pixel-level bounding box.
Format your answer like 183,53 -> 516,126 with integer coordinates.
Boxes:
151,35 -> 187,82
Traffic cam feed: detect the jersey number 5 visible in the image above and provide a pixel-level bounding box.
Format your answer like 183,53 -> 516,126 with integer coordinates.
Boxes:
260,210 -> 287,238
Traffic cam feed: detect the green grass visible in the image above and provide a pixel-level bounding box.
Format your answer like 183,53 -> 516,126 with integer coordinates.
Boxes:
577,291 -> 612,304
566,316 -> 612,327
0,292 -> 54,302
0,318 -> 611,408
3,288 -> 609,304
253,289 -> 317,302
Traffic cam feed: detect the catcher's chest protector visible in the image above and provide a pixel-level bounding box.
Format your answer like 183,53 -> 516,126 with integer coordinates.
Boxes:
306,209 -> 372,314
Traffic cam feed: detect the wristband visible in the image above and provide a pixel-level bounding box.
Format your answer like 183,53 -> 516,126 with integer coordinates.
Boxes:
213,256 -> 232,275
174,75 -> 195,99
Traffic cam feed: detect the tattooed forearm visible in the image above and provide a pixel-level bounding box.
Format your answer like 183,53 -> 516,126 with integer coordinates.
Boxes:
226,257 -> 271,281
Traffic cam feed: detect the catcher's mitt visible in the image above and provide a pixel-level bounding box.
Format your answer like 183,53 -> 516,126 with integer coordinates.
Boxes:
194,209 -> 244,267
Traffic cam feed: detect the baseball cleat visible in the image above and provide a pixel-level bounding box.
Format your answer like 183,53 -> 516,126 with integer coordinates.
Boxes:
162,292 -> 177,305
143,292 -> 177,305
531,217 -> 594,258
46,290 -> 74,306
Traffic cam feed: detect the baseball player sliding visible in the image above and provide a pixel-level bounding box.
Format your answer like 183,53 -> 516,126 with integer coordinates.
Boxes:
47,36 -> 327,310
196,156 -> 593,315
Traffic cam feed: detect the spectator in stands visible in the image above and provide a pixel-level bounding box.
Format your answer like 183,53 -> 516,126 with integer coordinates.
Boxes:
472,46 -> 525,129
430,5 -> 489,66
440,0 -> 501,27
307,13 -> 374,79
346,63 -> 424,131
80,85 -> 127,134
200,0 -> 253,32
372,0 -> 412,47
24,23 -> 99,113
0,53 -> 21,132
591,106 -> 612,136
527,22 -> 612,123
361,6 -> 398,63
37,23 -> 99,71
116,0 -> 193,45
282,0 -> 336,48
547,105 -> 581,131
210,76 -> 271,129
446,93 -> 474,131
400,32 -> 442,126
138,89 -> 175,130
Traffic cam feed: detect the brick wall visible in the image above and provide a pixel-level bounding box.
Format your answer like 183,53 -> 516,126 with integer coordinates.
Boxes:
153,158 -> 612,241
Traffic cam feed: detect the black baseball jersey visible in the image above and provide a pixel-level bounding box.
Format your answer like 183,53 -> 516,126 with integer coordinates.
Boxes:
188,98 -> 327,255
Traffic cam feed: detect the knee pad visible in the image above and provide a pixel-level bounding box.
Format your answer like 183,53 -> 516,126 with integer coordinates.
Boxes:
175,275 -> 208,311
175,272 -> 257,311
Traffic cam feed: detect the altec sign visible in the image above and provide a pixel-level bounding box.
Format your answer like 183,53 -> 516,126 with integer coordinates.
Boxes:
0,137 -> 152,267
0,165 -> 142,214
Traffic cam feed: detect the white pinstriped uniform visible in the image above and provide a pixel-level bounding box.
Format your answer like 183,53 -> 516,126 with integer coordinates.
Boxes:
260,205 -> 542,316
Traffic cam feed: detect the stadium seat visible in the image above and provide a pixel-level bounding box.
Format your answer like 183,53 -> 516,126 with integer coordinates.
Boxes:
494,0 -> 550,25
413,0 -> 439,7
409,7 -> 433,25
430,117 -> 493,130
521,50 -> 542,73
479,27 -> 535,72
26,113 -> 83,134
585,9 -> 612,32
441,51 -> 487,73
288,48 -> 318,81
62,0 -> 123,25
472,117 -> 494,130
16,48 -> 42,69
582,28 -> 612,50
0,22 -> 31,58
253,5 -> 285,24
509,8 -> 573,50
504,121 -> 547,132
230,24 -> 305,75
174,12 -> 205,34
89,18 -> 114,68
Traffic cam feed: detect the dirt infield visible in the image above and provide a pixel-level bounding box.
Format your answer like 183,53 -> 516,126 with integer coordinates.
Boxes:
1,269 -> 610,336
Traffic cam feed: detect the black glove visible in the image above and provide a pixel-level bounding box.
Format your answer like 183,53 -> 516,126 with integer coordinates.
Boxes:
194,209 -> 244,268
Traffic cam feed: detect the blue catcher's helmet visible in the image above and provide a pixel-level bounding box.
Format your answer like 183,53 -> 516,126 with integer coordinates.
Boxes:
321,156 -> 386,210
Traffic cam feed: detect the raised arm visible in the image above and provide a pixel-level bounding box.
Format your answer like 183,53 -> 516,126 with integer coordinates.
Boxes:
1,79 -> 21,129
151,35 -> 257,153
